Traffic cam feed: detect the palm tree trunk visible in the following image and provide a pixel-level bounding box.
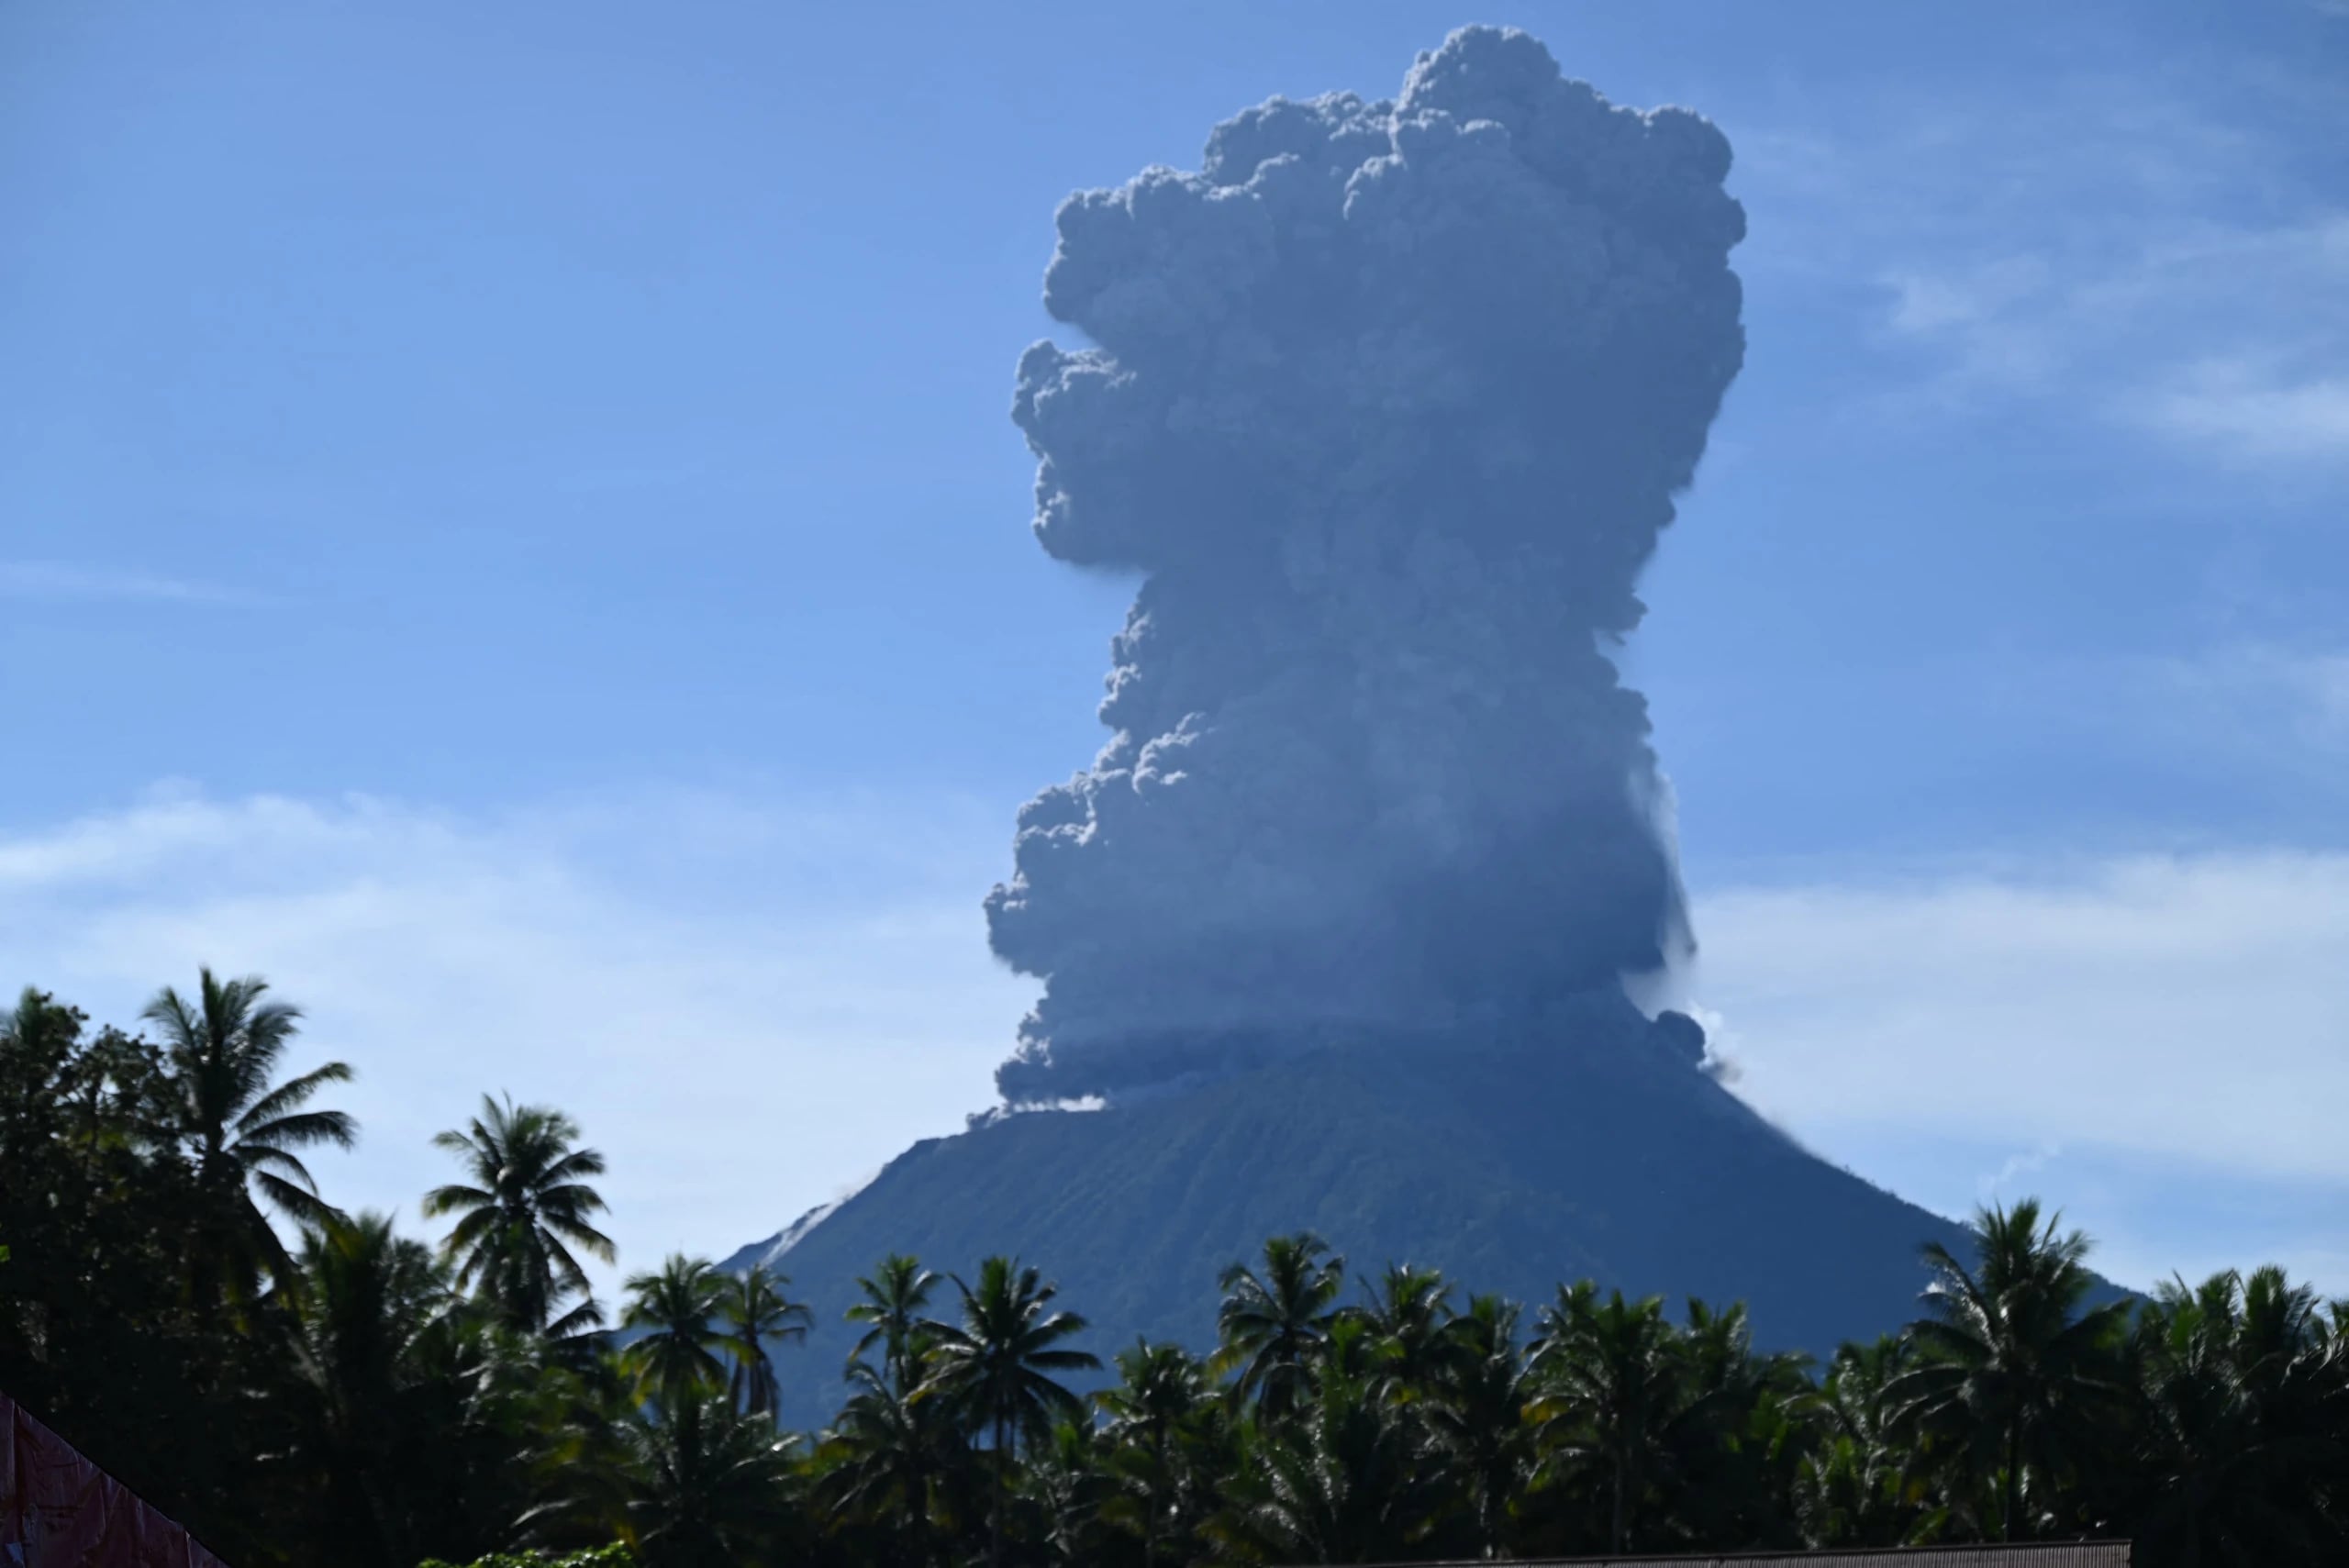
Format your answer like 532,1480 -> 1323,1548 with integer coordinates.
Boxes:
990,1407 -> 1008,1568
2002,1416 -> 2021,1541
1610,1449 -> 1628,1554
357,1467 -> 408,1568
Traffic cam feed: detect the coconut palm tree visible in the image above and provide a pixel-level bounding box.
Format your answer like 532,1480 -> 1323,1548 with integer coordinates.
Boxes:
1658,1297 -> 1814,1551
1096,1338 -> 1208,1455
848,1252 -> 939,1396
2125,1265 -> 2349,1565
141,969 -> 356,1280
423,1094 -> 615,1336
499,1335 -> 643,1553
918,1255 -> 1100,1568
1526,1282 -> 1681,1554
1209,1326 -> 1453,1565
620,1254 -> 731,1413
1214,1232 -> 1347,1420
1796,1336 -> 1942,1549
818,1359 -> 969,1568
721,1262 -> 812,1419
1884,1198 -> 2131,1542
1356,1262 -> 1464,1400
1020,1418 -> 1115,1568
619,1385 -> 797,1568
1095,1340 -> 1212,1568
1424,1293 -> 1532,1559
284,1210 -> 451,1568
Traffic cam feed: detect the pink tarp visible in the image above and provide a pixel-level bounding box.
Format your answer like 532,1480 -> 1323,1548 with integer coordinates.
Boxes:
0,1392 -> 227,1567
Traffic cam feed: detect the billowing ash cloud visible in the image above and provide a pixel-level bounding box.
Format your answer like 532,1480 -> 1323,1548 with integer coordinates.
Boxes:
986,26 -> 1745,1104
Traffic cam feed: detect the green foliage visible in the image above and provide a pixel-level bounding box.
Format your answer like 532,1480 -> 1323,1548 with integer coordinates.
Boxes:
6,973 -> 2346,1568
417,1547 -> 635,1568
425,1095 -> 617,1337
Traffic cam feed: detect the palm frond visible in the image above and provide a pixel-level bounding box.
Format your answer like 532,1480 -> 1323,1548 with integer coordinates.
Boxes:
420,1183 -> 495,1218
235,1060 -> 355,1132
239,1106 -> 359,1151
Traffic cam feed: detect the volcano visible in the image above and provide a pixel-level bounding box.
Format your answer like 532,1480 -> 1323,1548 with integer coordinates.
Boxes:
726,1000 -> 1973,1429
725,28 -> 1978,1424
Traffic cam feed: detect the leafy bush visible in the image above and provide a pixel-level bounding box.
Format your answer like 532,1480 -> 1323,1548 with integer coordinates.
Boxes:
417,1547 -> 635,1568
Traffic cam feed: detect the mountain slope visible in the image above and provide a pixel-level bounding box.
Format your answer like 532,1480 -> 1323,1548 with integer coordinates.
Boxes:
727,1011 -> 1977,1429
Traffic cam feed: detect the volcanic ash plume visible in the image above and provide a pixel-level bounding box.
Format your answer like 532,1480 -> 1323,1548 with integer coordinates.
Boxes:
985,27 -> 1746,1104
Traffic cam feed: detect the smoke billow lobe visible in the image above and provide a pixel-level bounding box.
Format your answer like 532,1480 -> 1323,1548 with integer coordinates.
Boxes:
987,28 -> 1745,1104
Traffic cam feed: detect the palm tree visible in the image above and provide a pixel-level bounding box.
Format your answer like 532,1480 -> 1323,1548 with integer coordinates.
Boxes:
1356,1262 -> 1464,1399
918,1255 -> 1101,1568
1209,1329 -> 1453,1564
1526,1283 -> 1681,1554
1884,1198 -> 2131,1542
1660,1297 -> 1815,1551
721,1262 -> 812,1419
620,1254 -> 730,1411
2126,1265 -> 2349,1565
848,1252 -> 939,1396
619,1385 -> 798,1568
500,1336 -> 644,1553
1095,1340 -> 1212,1568
1424,1294 -> 1532,1559
1214,1232 -> 1347,1420
1021,1418 -> 1114,1568
142,969 -> 355,1281
1796,1337 -> 1942,1549
423,1094 -> 615,1336
817,1359 -> 969,1568
285,1211 -> 451,1568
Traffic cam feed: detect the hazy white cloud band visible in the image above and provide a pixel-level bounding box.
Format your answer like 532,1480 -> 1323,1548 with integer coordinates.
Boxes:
0,787 -> 1033,1293
1691,851 -> 2349,1185
6,788 -> 2342,1296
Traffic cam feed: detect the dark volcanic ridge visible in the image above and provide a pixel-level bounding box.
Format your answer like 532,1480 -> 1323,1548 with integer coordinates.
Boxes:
723,998 -> 1976,1433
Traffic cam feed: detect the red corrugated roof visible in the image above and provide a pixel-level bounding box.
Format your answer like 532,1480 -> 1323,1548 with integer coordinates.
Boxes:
0,1391 -> 228,1567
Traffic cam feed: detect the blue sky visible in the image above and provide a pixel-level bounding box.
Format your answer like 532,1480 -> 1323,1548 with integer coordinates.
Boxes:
5,0 -> 2345,1301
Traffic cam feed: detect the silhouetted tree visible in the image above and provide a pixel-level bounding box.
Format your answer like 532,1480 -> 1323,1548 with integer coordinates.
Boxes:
424,1094 -> 615,1336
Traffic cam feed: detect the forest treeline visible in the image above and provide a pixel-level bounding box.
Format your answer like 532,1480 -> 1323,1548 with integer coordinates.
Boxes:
3,973 -> 2343,1567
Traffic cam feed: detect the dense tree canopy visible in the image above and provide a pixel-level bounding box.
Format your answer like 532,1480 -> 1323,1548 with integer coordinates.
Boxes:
2,974 -> 2343,1567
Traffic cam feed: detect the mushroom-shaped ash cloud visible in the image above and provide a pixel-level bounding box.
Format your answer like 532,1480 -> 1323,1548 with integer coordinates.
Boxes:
987,26 -> 1746,1104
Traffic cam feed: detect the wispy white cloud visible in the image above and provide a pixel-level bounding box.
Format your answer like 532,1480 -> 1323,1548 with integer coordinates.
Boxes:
2143,362 -> 2349,462
1740,72 -> 2349,473
0,786 -> 1035,1296
1686,850 -> 2349,1290
1979,1140 -> 2064,1206
0,561 -> 250,604
14,785 -> 2347,1299
2143,641 -> 2349,768
1876,212 -> 2349,463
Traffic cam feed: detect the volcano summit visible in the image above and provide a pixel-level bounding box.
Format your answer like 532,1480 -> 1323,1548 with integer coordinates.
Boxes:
726,27 -> 1970,1413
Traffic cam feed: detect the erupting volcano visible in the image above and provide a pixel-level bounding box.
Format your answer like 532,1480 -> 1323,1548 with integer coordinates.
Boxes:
727,27 -> 1971,1422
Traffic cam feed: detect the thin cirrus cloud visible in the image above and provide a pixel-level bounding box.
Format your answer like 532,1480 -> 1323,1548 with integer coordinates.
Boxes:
2154,643 -> 2349,759
6,784 -> 2346,1297
2145,361 -> 2349,463
0,560 -> 250,604
1739,67 -> 2349,472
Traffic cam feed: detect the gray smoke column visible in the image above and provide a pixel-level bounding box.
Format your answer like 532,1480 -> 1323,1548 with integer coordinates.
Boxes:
986,26 -> 1745,1105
